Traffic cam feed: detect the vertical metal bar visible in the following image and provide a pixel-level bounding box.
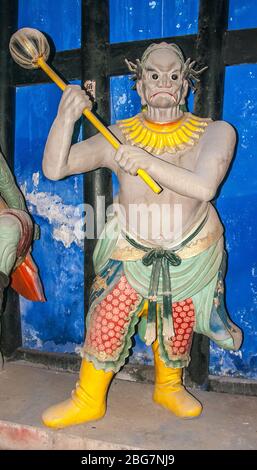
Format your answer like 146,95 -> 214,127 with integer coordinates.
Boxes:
0,0 -> 22,356
0,0 -> 18,164
81,0 -> 113,324
194,0 -> 229,120
187,0 -> 229,387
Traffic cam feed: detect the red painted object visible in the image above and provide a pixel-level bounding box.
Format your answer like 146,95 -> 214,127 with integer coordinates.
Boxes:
86,275 -> 140,358
11,253 -> 46,302
170,298 -> 195,356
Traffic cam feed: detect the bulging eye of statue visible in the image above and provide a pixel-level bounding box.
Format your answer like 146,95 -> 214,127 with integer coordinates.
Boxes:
151,73 -> 159,80
171,73 -> 178,81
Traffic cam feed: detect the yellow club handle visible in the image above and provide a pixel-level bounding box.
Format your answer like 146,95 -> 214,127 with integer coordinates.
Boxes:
37,57 -> 162,194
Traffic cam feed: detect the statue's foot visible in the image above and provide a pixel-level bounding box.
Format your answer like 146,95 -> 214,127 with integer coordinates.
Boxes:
42,397 -> 106,429
153,386 -> 202,419
42,359 -> 113,429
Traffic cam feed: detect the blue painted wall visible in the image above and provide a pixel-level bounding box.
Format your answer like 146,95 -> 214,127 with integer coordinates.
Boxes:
19,0 -> 81,51
210,64 -> 257,379
16,0 -> 84,353
15,83 -> 84,353
13,0 -> 257,379
229,0 -> 257,30
110,0 -> 199,43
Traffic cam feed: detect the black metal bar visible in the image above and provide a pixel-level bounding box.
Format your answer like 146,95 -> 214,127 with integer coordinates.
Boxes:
82,0 -> 113,324
10,347 -> 155,384
10,28 -> 257,88
8,348 -> 257,397
0,0 -> 17,163
10,35 -> 197,86
1,290 -> 22,357
11,348 -> 81,372
209,374 -> 257,397
11,48 -> 81,87
187,0 -> 229,387
0,0 -> 22,357
108,34 -> 197,76
223,28 -> 257,65
185,332 -> 210,389
194,0 -> 229,120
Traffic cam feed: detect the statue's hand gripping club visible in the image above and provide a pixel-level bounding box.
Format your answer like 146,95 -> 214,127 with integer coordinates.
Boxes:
9,28 -> 162,194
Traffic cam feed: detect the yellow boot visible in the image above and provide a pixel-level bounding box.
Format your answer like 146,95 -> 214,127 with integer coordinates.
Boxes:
42,359 -> 114,429
152,341 -> 202,418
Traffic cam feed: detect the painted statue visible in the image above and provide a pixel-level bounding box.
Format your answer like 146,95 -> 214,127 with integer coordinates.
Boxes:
0,149 -> 45,325
41,42 -> 242,428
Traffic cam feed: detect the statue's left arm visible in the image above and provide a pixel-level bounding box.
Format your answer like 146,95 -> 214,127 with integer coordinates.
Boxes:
115,121 -> 236,201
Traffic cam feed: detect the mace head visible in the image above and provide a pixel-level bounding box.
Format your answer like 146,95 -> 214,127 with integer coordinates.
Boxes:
9,27 -> 50,69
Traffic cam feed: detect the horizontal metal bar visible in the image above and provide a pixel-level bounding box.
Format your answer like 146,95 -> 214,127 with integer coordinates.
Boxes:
209,374 -> 257,397
9,348 -> 257,396
108,34 -> 197,76
223,28 -> 257,65
10,34 -> 197,86
10,348 -> 154,383
10,348 -> 81,371
11,48 -> 81,86
10,28 -> 257,87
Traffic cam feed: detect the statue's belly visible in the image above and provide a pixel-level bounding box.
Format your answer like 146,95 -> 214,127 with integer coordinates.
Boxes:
116,186 -> 223,250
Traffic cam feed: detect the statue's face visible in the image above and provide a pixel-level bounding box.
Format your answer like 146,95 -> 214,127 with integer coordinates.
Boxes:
137,49 -> 188,110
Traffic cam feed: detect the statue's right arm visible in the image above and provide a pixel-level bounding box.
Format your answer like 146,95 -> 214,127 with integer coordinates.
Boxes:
42,85 -> 116,180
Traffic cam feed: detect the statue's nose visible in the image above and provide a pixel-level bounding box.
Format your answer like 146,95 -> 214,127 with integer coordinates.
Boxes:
159,74 -> 171,88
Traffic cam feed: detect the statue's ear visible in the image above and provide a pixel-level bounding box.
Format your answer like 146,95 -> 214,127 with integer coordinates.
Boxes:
180,79 -> 189,105
136,80 -> 146,106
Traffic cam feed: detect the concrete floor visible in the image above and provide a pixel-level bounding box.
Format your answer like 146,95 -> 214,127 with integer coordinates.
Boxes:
0,361 -> 257,450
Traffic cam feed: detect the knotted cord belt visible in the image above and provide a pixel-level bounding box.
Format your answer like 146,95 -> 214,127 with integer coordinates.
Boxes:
125,211 -> 209,344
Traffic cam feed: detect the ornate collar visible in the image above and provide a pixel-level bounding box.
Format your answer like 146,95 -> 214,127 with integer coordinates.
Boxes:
117,112 -> 212,155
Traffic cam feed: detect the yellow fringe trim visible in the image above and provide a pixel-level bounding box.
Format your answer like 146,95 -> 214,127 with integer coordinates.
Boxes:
117,112 -> 212,155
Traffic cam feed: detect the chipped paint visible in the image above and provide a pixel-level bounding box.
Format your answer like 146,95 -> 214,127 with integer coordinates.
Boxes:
20,315 -> 43,350
32,172 -> 40,188
149,1 -> 157,9
21,183 -> 83,249
15,82 -> 84,352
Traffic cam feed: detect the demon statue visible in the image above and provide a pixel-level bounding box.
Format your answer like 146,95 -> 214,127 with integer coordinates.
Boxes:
41,42 -> 242,428
0,149 -> 44,333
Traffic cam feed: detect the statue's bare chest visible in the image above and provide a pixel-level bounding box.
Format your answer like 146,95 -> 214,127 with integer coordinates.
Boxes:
153,145 -> 199,171
118,144 -> 200,206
